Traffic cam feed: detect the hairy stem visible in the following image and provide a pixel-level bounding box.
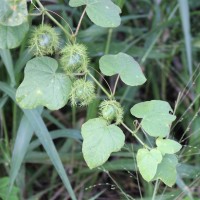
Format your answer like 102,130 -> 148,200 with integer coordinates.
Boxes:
121,122 -> 151,150
74,7 -> 87,37
88,72 -> 112,99
112,74 -> 120,96
35,0 -> 71,39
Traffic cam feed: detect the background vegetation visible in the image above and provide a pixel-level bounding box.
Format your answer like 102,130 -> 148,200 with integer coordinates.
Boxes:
1,0 -> 200,199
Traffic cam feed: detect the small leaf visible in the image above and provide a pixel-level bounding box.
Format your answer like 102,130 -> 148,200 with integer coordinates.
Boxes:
0,177 -> 19,200
82,118 -> 125,169
0,22 -> 29,49
136,148 -> 162,182
16,57 -> 72,110
0,0 -> 28,26
153,154 -> 178,187
99,53 -> 146,86
130,100 -> 176,137
156,138 -> 182,155
69,0 -> 121,28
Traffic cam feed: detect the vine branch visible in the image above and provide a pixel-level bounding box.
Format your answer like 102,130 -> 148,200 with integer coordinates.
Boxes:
74,7 -> 87,37
121,122 -> 151,150
35,0 -> 71,39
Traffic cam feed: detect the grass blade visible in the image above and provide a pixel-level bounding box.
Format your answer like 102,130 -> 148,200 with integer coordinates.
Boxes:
23,110 -> 77,200
178,0 -> 193,76
0,82 -> 77,200
28,129 -> 82,151
8,115 -> 34,196
0,50 -> 16,87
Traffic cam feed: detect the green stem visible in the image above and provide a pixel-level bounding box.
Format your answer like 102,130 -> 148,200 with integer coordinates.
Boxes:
35,0 -> 71,39
12,104 -> 17,139
88,72 -> 112,99
152,180 -> 159,200
104,29 -> 113,54
121,122 -> 151,150
112,74 -> 120,96
1,110 -> 9,151
74,7 -> 86,37
72,106 -> 76,128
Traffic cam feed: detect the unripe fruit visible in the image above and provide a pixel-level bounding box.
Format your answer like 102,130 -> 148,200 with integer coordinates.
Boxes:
99,100 -> 123,124
29,24 -> 59,56
70,79 -> 95,106
102,105 -> 116,121
60,43 -> 89,74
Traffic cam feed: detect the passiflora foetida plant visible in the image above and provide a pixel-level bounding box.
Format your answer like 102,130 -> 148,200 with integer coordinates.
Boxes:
0,0 -> 184,198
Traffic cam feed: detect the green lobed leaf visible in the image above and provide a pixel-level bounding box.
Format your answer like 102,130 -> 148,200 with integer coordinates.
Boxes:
130,100 -> 176,137
153,154 -> 178,187
69,0 -> 121,28
136,148 -> 162,182
156,138 -> 182,155
99,53 -> 146,86
0,22 -> 29,49
16,57 -> 72,110
0,0 -> 28,26
0,177 -> 19,200
81,118 -> 125,169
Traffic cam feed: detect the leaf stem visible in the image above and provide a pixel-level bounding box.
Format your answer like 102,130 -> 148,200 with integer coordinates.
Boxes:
87,72 -> 112,99
121,122 -> 151,150
35,0 -> 71,39
104,29 -> 113,54
152,180 -> 160,200
112,74 -> 120,96
74,7 -> 87,37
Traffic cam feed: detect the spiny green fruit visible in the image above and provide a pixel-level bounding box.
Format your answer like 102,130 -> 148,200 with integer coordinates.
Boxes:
29,24 -> 59,56
99,100 -> 123,125
70,79 -> 95,106
60,43 -> 89,74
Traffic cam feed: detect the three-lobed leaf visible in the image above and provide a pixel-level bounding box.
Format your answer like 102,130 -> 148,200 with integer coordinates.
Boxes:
99,53 -> 146,86
153,154 -> 178,187
16,57 -> 72,110
131,100 -> 176,137
0,22 -> 29,49
0,0 -> 28,26
136,148 -> 162,182
81,118 -> 125,169
156,138 -> 182,155
69,0 -> 121,27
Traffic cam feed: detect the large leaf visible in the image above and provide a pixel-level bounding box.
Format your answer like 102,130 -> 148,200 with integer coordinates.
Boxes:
130,100 -> 176,137
136,148 -> 162,182
69,0 -> 121,27
0,23 -> 29,49
16,57 -> 72,110
0,0 -> 28,26
156,138 -> 182,155
153,154 -> 178,187
82,118 -> 125,169
99,53 -> 146,86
